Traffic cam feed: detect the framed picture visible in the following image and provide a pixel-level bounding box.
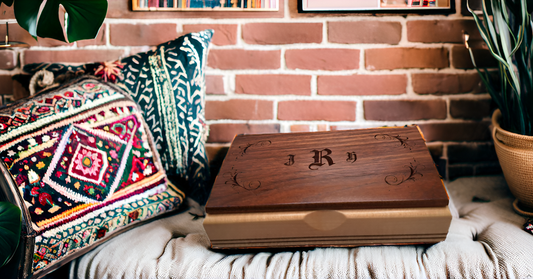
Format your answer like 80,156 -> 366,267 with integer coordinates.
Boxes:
133,0 -> 279,11
300,0 -> 452,13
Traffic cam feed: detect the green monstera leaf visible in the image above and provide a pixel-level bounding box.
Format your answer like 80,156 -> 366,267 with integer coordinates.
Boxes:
0,0 -> 14,6
0,201 -> 21,267
14,0 -> 107,43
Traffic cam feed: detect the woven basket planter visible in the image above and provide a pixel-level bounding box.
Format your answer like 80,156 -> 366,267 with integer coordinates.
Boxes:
492,109 -> 533,216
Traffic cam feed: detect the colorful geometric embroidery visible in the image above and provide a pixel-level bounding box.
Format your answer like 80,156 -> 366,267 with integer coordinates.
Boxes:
0,78 -> 184,275
0,80 -> 123,143
69,144 -> 108,184
32,182 -> 183,271
22,30 -> 213,205
43,122 -> 134,203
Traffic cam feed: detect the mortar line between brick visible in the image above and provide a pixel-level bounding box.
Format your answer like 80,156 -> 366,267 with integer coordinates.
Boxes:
103,17 -> 418,24
447,94 -> 491,100
280,48 -> 286,70
356,99 -> 364,124
103,15 -> 478,24
205,94 -> 455,102
228,73 -> 236,95
406,72 -> 415,97
445,98 -> 451,120
310,74 -> 317,96
236,23 -> 243,46
322,21 -> 327,45
208,42 -> 460,50
448,44 -> 457,70
283,0 -> 290,19
359,49 -> 365,72
105,22 -> 111,48
399,17 -> 408,45
205,119 -> 485,126
21,45 -> 128,51
206,66 -> 479,73
205,70 -> 482,80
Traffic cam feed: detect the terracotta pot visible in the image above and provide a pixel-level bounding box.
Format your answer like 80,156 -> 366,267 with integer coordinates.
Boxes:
492,109 -> 533,215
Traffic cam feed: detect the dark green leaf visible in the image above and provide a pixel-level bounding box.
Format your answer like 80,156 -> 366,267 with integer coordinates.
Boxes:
35,0 -> 70,42
0,201 -> 21,267
63,0 -> 108,43
0,0 -> 13,7
13,0 -> 41,38
14,0 -> 107,43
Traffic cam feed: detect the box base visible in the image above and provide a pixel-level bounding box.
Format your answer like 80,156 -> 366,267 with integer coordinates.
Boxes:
205,206 -> 452,249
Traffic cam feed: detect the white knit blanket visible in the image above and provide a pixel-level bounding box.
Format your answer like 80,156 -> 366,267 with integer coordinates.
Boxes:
70,176 -> 533,278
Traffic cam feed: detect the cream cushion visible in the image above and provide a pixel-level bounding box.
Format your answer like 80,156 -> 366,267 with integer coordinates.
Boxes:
71,176 -> 533,278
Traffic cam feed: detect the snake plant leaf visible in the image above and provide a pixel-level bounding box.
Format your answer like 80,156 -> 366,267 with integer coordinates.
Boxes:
0,0 -> 13,7
506,0 -> 526,57
470,6 -> 509,68
469,0 -> 533,135
493,1 -> 521,94
14,0 -> 107,43
0,201 -> 21,267
482,0 -> 500,54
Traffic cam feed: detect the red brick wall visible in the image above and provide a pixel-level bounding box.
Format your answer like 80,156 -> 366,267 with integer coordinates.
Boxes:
0,0 -> 499,180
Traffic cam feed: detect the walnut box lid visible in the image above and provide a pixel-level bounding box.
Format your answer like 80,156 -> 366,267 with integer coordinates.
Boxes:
206,126 -> 448,214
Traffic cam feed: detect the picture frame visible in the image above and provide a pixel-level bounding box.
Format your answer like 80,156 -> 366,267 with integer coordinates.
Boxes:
132,0 -> 279,11
300,0 -> 452,13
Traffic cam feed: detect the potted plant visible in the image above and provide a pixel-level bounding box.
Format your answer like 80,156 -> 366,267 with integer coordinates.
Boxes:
0,201 -> 21,268
465,0 -> 533,215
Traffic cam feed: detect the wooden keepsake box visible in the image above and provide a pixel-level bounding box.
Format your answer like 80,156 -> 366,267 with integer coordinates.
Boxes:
204,126 -> 452,249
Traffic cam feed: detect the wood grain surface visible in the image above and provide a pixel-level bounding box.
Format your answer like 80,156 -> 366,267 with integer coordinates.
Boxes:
206,126 -> 448,214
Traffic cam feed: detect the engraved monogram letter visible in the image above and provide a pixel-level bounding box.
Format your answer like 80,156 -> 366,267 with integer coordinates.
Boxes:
285,155 -> 295,166
346,152 -> 357,163
309,149 -> 335,170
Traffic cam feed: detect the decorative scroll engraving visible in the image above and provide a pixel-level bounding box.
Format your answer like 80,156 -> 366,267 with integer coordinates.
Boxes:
237,140 -> 272,159
225,168 -> 261,191
374,134 -> 414,150
385,159 -> 423,185
346,152 -> 357,163
309,148 -> 335,170
285,155 -> 295,166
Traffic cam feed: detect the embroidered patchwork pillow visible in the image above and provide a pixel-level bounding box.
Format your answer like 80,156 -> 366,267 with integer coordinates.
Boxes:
22,30 -> 213,205
0,77 -> 184,279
